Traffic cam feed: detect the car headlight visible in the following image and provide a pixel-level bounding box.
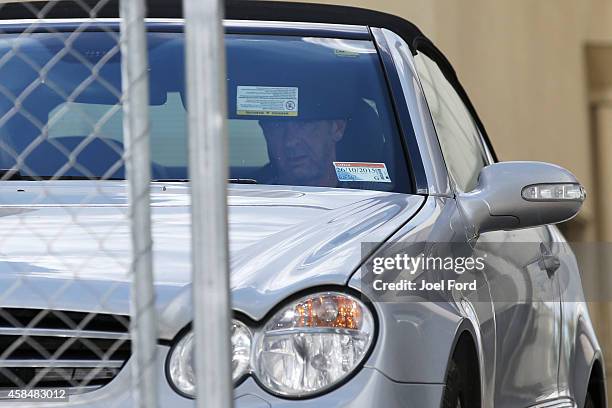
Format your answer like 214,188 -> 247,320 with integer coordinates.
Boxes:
167,330 -> 196,397
167,320 -> 253,398
254,291 -> 375,397
231,320 -> 252,381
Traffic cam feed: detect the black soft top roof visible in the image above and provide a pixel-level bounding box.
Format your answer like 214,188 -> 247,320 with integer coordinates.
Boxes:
0,1 -> 427,51
225,1 -> 427,51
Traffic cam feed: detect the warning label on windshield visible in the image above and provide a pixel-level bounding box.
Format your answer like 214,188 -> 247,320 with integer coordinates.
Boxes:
236,86 -> 298,116
333,162 -> 392,183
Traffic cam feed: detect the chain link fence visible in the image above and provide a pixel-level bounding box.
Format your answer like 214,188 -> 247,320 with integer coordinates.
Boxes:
0,0 -> 231,406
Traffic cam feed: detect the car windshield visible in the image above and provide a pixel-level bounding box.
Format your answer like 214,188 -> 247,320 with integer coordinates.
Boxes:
0,29 -> 412,193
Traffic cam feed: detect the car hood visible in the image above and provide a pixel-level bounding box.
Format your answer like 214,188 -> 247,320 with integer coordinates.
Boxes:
0,181 -> 424,336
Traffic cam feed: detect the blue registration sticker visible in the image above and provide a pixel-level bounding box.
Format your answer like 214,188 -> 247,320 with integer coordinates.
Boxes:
333,162 -> 392,183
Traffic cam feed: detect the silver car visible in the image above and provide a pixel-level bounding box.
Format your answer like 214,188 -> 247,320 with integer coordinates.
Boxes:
0,1 -> 606,407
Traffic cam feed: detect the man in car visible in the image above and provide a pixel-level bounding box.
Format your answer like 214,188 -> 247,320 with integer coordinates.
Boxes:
258,118 -> 347,187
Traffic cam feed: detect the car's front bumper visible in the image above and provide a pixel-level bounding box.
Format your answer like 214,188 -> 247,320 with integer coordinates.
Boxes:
0,345 -> 444,407
234,367 -> 444,408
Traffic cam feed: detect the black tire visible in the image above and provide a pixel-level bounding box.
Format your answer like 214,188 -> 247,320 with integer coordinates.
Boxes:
441,360 -> 464,408
585,392 -> 595,408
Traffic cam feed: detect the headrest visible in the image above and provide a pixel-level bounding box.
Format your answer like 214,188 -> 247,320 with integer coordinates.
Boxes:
336,99 -> 386,163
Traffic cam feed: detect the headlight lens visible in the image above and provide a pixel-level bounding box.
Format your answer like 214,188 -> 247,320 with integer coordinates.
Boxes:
168,320 -> 253,398
167,330 -> 196,397
231,320 -> 252,381
254,292 -> 374,396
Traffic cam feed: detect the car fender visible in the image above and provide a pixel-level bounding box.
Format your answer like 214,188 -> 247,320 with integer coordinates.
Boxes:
359,299 -> 461,383
355,297 -> 483,386
571,315 -> 606,407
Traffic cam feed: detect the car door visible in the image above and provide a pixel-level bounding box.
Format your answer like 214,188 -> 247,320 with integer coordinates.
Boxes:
413,51 -> 562,407
475,227 -> 562,407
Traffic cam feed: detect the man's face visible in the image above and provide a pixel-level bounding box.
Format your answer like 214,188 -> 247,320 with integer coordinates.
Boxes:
260,119 -> 346,186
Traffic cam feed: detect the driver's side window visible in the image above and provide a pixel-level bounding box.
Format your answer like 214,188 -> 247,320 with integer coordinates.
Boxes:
414,53 -> 487,192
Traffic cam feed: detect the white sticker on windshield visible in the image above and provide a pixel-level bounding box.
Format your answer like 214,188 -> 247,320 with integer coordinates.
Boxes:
333,162 -> 392,183
334,49 -> 360,58
237,86 -> 298,117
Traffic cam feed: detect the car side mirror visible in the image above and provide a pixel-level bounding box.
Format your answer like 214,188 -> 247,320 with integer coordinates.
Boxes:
457,161 -> 586,235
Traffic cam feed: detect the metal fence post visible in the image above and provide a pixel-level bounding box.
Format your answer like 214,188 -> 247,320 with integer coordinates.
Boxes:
119,1 -> 159,407
183,0 -> 233,406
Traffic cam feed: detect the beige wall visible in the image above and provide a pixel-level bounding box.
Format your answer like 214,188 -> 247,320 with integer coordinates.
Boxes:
588,0 -> 612,42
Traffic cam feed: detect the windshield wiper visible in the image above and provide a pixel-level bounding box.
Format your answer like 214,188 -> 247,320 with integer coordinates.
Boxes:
0,171 -> 255,183
42,176 -> 125,180
152,178 -> 259,184
0,170 -> 124,181
0,169 -> 24,180
228,178 -> 258,184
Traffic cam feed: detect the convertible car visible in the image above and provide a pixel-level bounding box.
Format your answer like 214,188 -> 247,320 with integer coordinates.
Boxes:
0,1 -> 605,407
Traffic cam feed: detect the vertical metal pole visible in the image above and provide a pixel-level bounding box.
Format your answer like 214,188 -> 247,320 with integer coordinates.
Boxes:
184,0 -> 233,406
119,1 -> 158,408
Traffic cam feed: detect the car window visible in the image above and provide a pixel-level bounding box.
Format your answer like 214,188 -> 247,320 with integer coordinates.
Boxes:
0,31 -> 412,193
414,53 -> 487,192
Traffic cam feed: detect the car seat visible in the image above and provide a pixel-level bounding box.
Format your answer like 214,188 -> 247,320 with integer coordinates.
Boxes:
335,99 -> 388,164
